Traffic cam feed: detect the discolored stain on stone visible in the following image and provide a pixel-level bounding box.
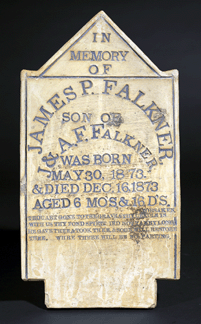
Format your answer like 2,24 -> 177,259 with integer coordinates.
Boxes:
106,113 -> 124,127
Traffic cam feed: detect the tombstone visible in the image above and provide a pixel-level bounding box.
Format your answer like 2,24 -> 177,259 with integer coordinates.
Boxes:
20,11 -> 180,308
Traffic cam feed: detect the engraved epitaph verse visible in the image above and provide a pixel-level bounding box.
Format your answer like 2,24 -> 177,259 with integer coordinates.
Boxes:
20,11 -> 180,308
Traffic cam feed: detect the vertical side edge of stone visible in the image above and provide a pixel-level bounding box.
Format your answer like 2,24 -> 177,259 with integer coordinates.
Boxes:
20,70 -> 28,280
148,279 -> 157,308
169,69 -> 180,280
174,69 -> 181,280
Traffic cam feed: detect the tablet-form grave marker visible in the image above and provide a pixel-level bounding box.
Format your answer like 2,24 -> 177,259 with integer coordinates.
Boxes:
20,11 -> 180,308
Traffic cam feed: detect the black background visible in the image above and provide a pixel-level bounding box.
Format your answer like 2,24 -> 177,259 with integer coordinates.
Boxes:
0,0 -> 201,323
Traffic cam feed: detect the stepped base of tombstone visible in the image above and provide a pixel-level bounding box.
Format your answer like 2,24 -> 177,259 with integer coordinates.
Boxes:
44,278 -> 157,308
25,238 -> 176,308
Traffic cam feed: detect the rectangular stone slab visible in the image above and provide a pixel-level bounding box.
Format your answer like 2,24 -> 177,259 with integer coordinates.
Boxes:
20,11 -> 180,308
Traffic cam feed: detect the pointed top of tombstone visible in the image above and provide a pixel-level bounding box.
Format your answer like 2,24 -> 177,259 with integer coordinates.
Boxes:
31,10 -> 167,78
